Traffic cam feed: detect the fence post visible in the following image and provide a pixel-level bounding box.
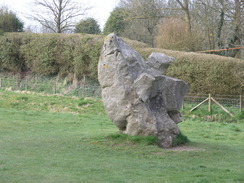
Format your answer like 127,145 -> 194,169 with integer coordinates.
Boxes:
82,85 -> 86,98
240,95 -> 243,112
54,81 -> 57,94
208,93 -> 212,112
25,79 -> 28,91
211,97 -> 234,117
182,100 -> 184,110
0,78 -> 2,88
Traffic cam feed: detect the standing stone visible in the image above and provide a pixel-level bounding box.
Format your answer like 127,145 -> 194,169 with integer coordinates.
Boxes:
98,33 -> 189,148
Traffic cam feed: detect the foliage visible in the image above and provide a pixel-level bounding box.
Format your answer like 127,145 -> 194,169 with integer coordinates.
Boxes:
156,18 -> 202,51
118,0 -> 163,47
0,33 -> 27,72
0,33 -> 103,79
0,91 -> 244,182
133,46 -> 244,95
78,97 -> 95,106
114,0 -> 243,57
0,6 -> 23,32
103,8 -> 126,36
0,33 -> 243,95
22,34 -> 59,75
0,28 -> 4,35
75,18 -> 101,34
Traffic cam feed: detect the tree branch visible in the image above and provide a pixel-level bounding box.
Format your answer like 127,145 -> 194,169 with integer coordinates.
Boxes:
27,0 -> 90,33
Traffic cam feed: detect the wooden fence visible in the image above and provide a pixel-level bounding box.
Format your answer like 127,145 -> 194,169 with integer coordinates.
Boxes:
184,93 -> 243,117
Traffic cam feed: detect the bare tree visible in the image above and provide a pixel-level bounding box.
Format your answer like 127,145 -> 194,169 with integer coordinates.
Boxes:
192,0 -> 224,50
114,0 -> 243,57
230,0 -> 243,58
28,0 -> 90,33
175,0 -> 192,36
119,0 -> 165,46
216,0 -> 225,48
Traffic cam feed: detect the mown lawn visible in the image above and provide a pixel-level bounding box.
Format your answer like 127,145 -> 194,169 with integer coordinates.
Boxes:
0,91 -> 243,183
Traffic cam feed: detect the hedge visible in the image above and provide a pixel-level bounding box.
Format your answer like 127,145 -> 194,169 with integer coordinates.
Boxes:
0,33 -> 103,80
0,32 -> 243,95
135,47 -> 244,95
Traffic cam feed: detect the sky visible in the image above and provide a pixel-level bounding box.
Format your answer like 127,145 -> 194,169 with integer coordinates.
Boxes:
0,0 -> 119,31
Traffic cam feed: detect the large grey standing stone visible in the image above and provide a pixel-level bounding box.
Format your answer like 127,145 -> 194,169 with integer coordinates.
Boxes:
98,33 -> 189,148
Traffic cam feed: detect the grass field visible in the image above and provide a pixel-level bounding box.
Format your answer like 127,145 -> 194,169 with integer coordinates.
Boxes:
0,90 -> 244,183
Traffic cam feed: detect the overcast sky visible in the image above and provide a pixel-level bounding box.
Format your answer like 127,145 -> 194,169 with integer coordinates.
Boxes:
0,0 -> 119,30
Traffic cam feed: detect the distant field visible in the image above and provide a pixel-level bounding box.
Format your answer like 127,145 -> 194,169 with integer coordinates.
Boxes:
0,91 -> 243,183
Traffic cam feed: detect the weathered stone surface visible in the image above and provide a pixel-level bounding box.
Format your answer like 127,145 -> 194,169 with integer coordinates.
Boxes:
146,52 -> 174,74
98,33 -> 189,148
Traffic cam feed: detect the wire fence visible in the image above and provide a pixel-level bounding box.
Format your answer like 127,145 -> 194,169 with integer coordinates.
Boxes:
0,75 -> 101,98
0,75 -> 243,111
184,93 -> 242,108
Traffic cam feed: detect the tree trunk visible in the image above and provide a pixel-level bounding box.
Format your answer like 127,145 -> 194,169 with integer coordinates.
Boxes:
57,0 -> 62,33
184,0 -> 192,36
176,0 -> 192,35
231,0 -> 241,58
176,0 -> 194,50
217,0 -> 224,49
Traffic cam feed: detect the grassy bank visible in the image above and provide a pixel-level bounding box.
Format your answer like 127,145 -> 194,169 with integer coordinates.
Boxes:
0,91 -> 243,182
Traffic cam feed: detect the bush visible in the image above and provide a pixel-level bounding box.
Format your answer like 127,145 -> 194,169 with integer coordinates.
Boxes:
21,34 -> 59,75
0,32 -> 243,95
132,47 -> 244,95
75,18 -> 101,34
0,33 -> 28,72
0,33 -> 104,79
156,18 -> 202,51
0,6 -> 24,32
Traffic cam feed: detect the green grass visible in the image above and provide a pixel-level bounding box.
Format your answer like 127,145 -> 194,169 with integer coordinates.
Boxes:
0,90 -> 103,114
0,91 -> 244,183
172,132 -> 190,147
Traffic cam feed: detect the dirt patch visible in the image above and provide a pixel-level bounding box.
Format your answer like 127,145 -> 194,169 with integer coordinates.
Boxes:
153,152 -> 165,155
167,145 -> 204,152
